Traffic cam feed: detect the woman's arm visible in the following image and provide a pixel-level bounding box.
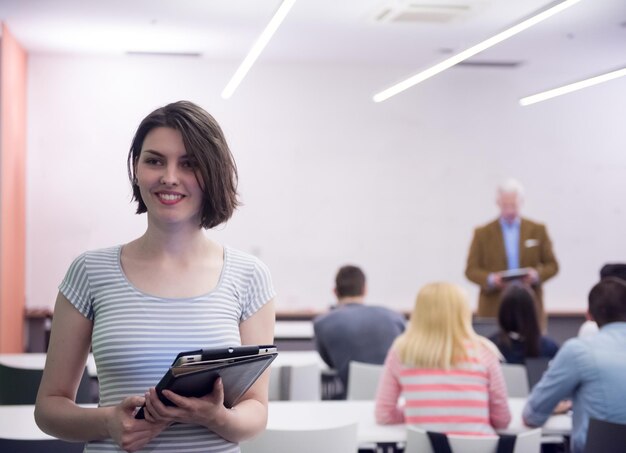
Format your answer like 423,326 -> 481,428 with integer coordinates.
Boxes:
480,345 -> 512,429
35,293 -> 167,451
374,349 -> 405,424
143,298 -> 276,443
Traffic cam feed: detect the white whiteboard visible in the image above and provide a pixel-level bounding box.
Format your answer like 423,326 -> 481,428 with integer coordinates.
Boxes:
26,55 -> 626,314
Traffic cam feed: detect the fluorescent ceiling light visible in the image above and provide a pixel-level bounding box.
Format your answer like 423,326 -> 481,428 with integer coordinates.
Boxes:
221,0 -> 296,99
372,0 -> 582,103
520,67 -> 626,106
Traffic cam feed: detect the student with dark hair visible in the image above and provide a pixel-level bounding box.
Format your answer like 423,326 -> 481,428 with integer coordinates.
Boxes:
523,277 -> 626,453
313,265 -> 405,398
578,263 -> 626,337
600,263 -> 626,280
489,283 -> 559,364
334,265 -> 366,298
35,101 -> 275,452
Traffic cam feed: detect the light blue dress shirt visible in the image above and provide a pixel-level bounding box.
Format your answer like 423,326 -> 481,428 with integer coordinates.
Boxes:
499,217 -> 520,270
523,322 -> 626,453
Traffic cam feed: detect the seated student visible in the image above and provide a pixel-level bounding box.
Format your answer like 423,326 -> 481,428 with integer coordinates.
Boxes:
523,277 -> 626,453
578,263 -> 626,337
375,282 -> 511,435
489,282 -> 559,364
313,265 -> 405,399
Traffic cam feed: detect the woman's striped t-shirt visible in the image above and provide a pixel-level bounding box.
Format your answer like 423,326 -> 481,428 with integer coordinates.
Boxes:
59,244 -> 275,452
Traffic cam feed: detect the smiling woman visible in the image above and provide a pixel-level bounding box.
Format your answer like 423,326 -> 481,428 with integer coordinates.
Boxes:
34,101 -> 276,453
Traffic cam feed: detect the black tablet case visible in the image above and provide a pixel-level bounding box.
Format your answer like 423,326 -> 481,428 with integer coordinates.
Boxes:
135,352 -> 277,419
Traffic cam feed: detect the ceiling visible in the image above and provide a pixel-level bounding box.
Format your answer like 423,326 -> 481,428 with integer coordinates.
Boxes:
1,0 -> 625,90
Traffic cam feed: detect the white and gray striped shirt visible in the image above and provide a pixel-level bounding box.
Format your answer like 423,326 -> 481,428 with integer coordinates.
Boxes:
59,244 -> 275,452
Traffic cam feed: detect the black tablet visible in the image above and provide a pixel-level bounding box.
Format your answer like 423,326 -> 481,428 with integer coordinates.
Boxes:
135,345 -> 278,419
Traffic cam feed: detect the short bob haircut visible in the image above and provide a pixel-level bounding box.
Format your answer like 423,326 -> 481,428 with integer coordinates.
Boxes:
127,101 -> 239,229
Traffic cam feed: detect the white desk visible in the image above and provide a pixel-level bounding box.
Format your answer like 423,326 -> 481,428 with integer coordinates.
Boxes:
271,350 -> 327,369
274,321 -> 314,339
506,398 -> 571,435
0,405 -> 96,441
268,400 -> 405,444
0,405 -> 52,440
0,399 -> 570,444
0,353 -> 98,377
265,399 -> 572,444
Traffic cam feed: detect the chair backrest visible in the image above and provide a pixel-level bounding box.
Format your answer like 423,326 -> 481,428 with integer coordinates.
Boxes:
268,366 -> 281,401
321,368 -> 344,400
500,363 -> 529,398
405,427 -> 498,453
405,426 -> 541,453
269,364 -> 321,401
472,317 -> 499,338
346,361 -> 383,400
0,364 -> 93,404
288,363 -> 321,400
511,428 -> 541,453
0,364 -> 44,404
584,418 -> 626,453
0,438 -> 85,452
524,357 -> 550,390
240,422 -> 358,453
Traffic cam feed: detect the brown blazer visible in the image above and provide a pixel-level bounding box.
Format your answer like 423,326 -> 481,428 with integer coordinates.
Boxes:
465,217 -> 559,321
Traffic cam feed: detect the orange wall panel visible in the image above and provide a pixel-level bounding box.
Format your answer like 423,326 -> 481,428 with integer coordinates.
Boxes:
0,24 -> 28,352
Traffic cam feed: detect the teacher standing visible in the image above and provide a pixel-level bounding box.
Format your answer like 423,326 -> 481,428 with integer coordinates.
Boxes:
465,179 -> 558,327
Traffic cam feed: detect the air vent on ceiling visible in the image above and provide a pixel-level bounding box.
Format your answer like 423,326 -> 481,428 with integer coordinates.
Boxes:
126,51 -> 202,58
373,1 -> 488,24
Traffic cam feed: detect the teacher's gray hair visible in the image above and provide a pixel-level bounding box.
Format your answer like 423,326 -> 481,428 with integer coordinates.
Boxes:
497,178 -> 525,199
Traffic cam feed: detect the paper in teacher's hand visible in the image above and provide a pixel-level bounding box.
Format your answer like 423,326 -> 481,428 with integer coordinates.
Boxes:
498,267 -> 532,281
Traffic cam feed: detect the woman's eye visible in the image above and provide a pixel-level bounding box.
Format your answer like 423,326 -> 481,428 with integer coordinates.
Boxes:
182,160 -> 197,169
144,158 -> 162,165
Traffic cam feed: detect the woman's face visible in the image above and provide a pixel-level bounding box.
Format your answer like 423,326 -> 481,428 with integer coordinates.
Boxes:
135,127 -> 204,228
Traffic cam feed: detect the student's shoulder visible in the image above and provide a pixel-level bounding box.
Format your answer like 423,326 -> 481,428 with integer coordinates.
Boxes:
555,335 -> 592,360
369,305 -> 405,319
86,244 -> 122,258
475,337 -> 504,362
224,246 -> 270,271
313,309 -> 339,332
69,245 -> 121,266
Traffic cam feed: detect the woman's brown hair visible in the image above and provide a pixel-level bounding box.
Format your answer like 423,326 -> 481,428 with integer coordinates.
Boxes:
127,101 -> 239,229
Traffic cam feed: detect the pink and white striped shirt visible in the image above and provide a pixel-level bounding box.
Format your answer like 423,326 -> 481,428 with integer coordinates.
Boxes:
375,342 -> 511,436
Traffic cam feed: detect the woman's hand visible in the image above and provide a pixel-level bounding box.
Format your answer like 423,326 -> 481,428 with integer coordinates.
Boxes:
106,396 -> 170,452
142,378 -> 228,429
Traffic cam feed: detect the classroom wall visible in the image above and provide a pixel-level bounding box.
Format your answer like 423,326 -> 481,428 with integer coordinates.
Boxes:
26,54 -> 626,314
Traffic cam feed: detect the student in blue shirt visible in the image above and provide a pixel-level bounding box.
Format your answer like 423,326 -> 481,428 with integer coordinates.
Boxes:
523,277 -> 626,453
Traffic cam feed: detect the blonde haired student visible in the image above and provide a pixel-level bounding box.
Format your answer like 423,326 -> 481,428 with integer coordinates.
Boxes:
375,282 -> 511,435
